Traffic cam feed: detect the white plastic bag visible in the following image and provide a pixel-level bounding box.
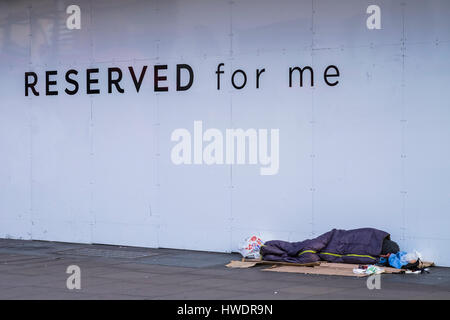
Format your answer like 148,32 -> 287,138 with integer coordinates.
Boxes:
238,236 -> 264,259
365,265 -> 384,275
352,268 -> 365,275
401,250 -> 422,264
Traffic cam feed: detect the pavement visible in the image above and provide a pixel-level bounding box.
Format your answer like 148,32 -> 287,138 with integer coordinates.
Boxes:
0,238 -> 449,300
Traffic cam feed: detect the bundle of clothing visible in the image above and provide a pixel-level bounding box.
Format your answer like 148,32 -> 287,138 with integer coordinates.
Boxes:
260,228 -> 399,265
378,251 -> 425,271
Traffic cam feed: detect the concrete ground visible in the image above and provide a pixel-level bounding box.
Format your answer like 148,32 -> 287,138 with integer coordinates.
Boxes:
0,238 -> 449,300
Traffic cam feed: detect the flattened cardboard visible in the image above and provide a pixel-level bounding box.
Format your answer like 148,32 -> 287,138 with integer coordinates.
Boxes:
262,262 -> 429,277
226,258 -> 319,269
226,259 -> 435,276
225,260 -> 259,268
262,265 -> 368,277
243,258 -> 320,267
319,262 -> 402,274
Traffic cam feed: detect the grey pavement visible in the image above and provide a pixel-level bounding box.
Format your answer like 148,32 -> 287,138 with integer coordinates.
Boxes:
0,238 -> 449,300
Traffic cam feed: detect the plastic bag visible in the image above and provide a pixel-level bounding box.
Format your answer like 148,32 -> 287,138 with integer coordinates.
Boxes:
365,265 -> 384,275
400,250 -> 422,264
238,236 -> 264,259
352,268 -> 365,274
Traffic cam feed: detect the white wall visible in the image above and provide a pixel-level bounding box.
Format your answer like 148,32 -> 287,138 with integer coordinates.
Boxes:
0,0 -> 449,265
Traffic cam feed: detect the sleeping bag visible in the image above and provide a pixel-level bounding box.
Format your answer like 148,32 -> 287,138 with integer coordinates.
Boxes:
260,228 -> 390,265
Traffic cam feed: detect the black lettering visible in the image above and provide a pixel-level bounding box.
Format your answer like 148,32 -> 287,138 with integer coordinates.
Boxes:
65,69 -> 79,95
232,69 -> 247,89
289,66 -> 314,87
324,65 -> 340,86
154,65 -> 168,92
256,68 -> 265,89
176,64 -> 194,91
128,66 -> 147,93
25,72 -> 39,96
108,67 -> 124,93
86,68 -> 100,94
216,63 -> 225,90
46,71 -> 58,96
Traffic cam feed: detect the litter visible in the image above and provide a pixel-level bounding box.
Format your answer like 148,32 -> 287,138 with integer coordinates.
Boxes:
238,235 -> 264,259
405,270 -> 422,274
402,251 -> 422,263
365,265 -> 384,275
352,268 -> 365,275
352,265 -> 384,275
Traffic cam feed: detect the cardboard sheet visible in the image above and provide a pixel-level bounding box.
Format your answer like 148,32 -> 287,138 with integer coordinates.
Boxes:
262,261 -> 434,277
263,265 -> 367,277
226,258 -> 319,269
226,259 -> 435,276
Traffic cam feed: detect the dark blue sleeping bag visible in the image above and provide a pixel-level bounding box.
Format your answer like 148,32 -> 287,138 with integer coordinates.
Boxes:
260,228 -> 389,265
